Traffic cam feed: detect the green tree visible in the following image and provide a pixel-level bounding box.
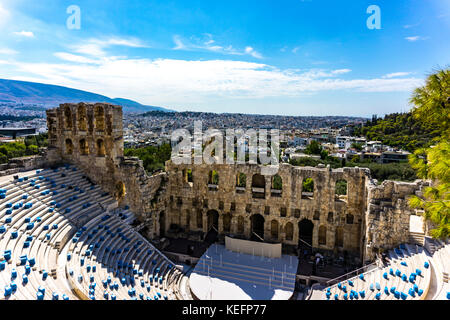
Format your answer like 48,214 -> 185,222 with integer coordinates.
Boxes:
408,68 -> 450,239
410,69 -> 450,139
351,142 -> 364,151
305,140 -> 322,155
302,178 -> 314,193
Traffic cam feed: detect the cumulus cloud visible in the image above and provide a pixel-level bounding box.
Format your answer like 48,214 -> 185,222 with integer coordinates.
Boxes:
3,52 -> 424,108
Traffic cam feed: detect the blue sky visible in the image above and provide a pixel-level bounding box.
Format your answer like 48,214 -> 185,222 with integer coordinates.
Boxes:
0,0 -> 449,116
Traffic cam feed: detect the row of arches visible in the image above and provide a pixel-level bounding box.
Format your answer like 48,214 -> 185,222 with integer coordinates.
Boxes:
202,211 -> 346,247
159,209 -> 352,249
65,138 -> 106,157
63,105 -> 105,132
183,170 -> 348,199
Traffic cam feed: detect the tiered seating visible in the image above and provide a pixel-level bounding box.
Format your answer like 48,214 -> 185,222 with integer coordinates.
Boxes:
0,166 -> 184,300
65,208 -> 182,300
322,243 -> 432,300
427,240 -> 450,300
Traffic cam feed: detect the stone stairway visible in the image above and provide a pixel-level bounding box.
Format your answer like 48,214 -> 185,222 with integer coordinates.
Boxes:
409,232 -> 425,246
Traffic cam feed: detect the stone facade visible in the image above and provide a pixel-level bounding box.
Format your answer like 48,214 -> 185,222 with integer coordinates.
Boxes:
44,103 -> 426,263
364,179 -> 427,261
46,103 -> 166,238
163,162 -> 367,255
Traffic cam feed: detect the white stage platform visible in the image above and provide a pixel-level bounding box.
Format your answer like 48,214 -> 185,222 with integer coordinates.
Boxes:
189,243 -> 298,300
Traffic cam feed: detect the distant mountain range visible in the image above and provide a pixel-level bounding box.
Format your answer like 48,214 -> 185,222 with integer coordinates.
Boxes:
0,78 -> 174,113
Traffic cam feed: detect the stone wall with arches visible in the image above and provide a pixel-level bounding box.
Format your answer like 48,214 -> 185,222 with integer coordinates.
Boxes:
46,103 -> 426,263
164,161 -> 370,257
46,103 -> 167,239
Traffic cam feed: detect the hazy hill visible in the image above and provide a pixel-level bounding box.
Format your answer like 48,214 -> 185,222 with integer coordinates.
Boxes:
0,78 -> 173,113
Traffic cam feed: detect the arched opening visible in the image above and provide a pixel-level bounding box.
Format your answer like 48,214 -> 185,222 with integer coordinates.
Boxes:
250,214 -> 265,241
78,105 -> 87,131
237,216 -> 245,234
196,210 -> 203,229
270,220 -> 279,240
208,170 -> 219,190
79,139 -> 89,155
185,210 -> 191,231
94,105 -> 105,131
252,174 -> 266,199
335,227 -> 344,248
335,179 -> 348,202
64,106 -> 72,130
96,139 -> 106,157
207,210 -> 219,231
318,225 -> 327,245
236,172 -> 246,193
115,181 -> 126,202
298,218 -> 314,246
301,178 -> 314,199
346,214 -> 354,224
65,139 -> 73,155
222,213 -> 231,233
183,169 -> 193,185
285,222 -> 294,241
159,211 -> 165,237
271,175 -> 282,197
327,212 -> 334,223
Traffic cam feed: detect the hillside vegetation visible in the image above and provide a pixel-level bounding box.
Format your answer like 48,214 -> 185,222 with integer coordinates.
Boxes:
124,143 -> 171,174
0,133 -> 47,164
353,112 -> 441,152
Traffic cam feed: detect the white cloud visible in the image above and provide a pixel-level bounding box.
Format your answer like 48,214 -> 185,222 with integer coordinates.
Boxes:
173,34 -> 263,59
244,47 -> 262,59
0,3 -> 10,27
405,36 -> 428,42
71,37 -> 148,57
331,69 -> 351,75
403,23 -> 420,29
0,48 -> 18,55
173,35 -> 187,50
3,54 -> 423,108
54,52 -> 99,64
383,72 -> 412,79
292,47 -> 300,54
13,31 -> 35,38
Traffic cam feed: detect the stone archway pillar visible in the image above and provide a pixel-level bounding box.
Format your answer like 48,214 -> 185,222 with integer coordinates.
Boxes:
202,213 -> 208,233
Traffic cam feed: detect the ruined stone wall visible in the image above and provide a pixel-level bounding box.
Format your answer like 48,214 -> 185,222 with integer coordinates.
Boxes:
43,102 -> 427,262
0,154 -> 49,177
363,179 -> 425,261
162,161 -> 369,256
46,103 -> 165,230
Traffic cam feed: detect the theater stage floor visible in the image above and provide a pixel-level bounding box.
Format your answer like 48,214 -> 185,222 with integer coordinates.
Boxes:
189,244 -> 298,300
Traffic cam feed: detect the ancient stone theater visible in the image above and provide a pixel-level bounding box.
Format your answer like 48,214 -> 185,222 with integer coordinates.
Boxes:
0,102 -> 447,300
